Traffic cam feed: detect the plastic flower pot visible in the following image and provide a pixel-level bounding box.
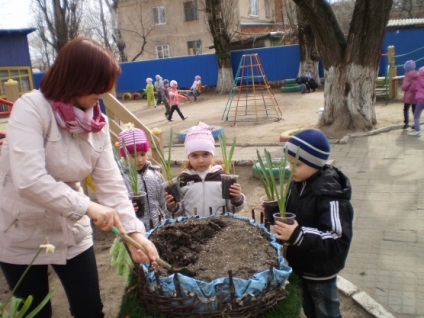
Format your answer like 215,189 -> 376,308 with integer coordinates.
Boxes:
221,174 -> 238,199
130,191 -> 147,218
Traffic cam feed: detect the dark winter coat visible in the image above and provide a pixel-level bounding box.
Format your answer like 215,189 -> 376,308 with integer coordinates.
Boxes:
285,165 -> 354,281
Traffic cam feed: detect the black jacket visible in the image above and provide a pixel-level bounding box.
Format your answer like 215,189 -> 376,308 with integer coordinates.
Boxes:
286,165 -> 354,281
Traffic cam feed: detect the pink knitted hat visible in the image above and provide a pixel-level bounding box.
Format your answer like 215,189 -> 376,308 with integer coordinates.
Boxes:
118,123 -> 150,156
184,122 -> 215,157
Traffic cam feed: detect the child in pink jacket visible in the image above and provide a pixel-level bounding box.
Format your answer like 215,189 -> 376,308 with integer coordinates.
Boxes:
401,60 -> 418,129
409,66 -> 424,136
167,80 -> 188,121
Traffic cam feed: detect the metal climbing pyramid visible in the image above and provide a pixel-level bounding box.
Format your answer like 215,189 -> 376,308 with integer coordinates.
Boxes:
222,54 -> 282,124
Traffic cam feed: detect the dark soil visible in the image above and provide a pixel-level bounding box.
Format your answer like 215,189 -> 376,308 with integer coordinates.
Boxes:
149,217 -> 278,281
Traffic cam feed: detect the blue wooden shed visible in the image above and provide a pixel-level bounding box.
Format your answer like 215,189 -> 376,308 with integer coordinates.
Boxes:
0,28 -> 36,99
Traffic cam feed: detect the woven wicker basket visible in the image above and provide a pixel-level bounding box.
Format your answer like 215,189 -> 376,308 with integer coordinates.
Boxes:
136,214 -> 291,317
137,266 -> 288,317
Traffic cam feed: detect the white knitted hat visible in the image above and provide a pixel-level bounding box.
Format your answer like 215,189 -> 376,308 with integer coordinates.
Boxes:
184,122 -> 215,157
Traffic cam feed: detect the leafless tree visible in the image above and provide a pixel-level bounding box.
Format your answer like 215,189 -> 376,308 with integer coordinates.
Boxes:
202,0 -> 237,93
297,5 -> 321,82
102,0 -> 129,62
116,1 -> 158,62
292,0 -> 392,133
34,0 -> 83,54
392,0 -> 424,18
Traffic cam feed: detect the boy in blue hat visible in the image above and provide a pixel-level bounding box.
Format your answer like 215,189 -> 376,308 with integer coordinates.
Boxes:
274,129 -> 353,318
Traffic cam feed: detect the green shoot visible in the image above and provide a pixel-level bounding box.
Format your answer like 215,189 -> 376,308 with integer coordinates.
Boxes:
218,132 -> 236,174
121,137 -> 139,195
150,128 -> 173,181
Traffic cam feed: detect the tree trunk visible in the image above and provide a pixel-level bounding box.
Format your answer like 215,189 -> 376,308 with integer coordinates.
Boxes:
204,0 -> 234,93
292,0 -> 392,132
297,6 -> 321,83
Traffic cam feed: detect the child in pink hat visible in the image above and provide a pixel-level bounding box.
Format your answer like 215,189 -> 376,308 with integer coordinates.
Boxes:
401,60 -> 418,129
165,122 -> 245,217
167,80 -> 187,121
190,75 -> 202,101
118,123 -> 166,229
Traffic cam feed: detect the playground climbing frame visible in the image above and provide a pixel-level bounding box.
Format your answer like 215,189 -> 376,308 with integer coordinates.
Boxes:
222,54 -> 282,125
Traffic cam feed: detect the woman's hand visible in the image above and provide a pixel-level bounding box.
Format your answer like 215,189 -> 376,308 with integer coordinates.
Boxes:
127,232 -> 159,267
86,201 -> 125,233
274,219 -> 298,242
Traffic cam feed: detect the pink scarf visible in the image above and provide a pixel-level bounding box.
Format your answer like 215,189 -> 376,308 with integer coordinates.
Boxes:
51,100 -> 106,133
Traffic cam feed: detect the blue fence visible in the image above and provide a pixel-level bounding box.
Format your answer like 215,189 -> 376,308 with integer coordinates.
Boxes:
32,27 -> 424,94
33,45 -> 302,94
381,28 -> 424,75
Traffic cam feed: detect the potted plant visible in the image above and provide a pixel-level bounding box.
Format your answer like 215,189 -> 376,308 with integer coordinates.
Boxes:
256,146 -> 299,225
119,137 -> 147,218
218,132 -> 237,199
150,128 -> 182,203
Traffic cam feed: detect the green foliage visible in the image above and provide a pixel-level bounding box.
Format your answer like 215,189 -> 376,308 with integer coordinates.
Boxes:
259,273 -> 303,318
121,137 -> 139,195
150,128 -> 173,181
218,132 -> 236,174
0,244 -> 55,318
110,238 -> 134,282
256,147 -> 299,216
256,149 -> 277,201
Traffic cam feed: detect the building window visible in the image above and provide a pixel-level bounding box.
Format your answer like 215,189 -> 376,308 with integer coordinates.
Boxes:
0,67 -> 33,99
156,45 -> 170,59
265,0 -> 271,18
153,6 -> 166,25
184,0 -> 198,21
187,40 -> 202,55
249,0 -> 259,16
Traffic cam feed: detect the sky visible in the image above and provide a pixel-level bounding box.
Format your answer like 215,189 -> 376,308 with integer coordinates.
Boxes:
0,0 -> 33,29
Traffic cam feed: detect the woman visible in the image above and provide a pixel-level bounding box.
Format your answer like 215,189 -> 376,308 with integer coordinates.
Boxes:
0,37 -> 158,317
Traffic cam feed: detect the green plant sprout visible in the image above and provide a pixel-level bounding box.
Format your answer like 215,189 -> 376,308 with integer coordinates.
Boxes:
150,128 -> 174,181
0,241 -> 55,318
256,147 -> 299,217
218,132 -> 236,174
121,137 -> 140,195
256,149 -> 277,201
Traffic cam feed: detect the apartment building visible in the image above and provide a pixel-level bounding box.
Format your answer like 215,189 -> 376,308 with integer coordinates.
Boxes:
117,0 -> 287,61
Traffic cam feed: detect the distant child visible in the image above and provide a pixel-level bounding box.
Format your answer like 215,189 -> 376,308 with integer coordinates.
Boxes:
273,129 -> 353,318
161,79 -> 171,118
165,122 -> 245,217
190,75 -> 202,101
408,66 -> 424,137
145,77 -> 156,107
118,124 -> 166,230
402,60 -> 418,129
167,80 -> 188,121
296,73 -> 318,93
154,74 -> 163,107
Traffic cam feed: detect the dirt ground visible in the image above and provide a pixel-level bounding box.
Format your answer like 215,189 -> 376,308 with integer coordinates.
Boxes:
0,88 -> 404,317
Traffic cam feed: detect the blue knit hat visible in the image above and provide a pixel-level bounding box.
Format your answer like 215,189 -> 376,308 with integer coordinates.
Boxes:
404,60 -> 416,72
285,129 -> 330,169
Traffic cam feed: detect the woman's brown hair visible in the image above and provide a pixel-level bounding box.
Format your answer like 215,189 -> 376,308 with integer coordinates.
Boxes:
40,37 -> 121,102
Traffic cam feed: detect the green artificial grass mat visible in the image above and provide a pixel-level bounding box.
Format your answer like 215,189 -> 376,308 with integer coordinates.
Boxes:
118,272 -> 302,318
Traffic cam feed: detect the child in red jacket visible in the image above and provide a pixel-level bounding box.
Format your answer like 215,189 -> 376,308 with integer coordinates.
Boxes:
167,80 -> 187,121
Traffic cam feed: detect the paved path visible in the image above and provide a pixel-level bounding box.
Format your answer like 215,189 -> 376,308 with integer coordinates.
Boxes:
170,126 -> 424,318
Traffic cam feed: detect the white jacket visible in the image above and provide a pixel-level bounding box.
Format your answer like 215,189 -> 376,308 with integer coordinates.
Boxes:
0,90 -> 144,265
167,165 -> 245,217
